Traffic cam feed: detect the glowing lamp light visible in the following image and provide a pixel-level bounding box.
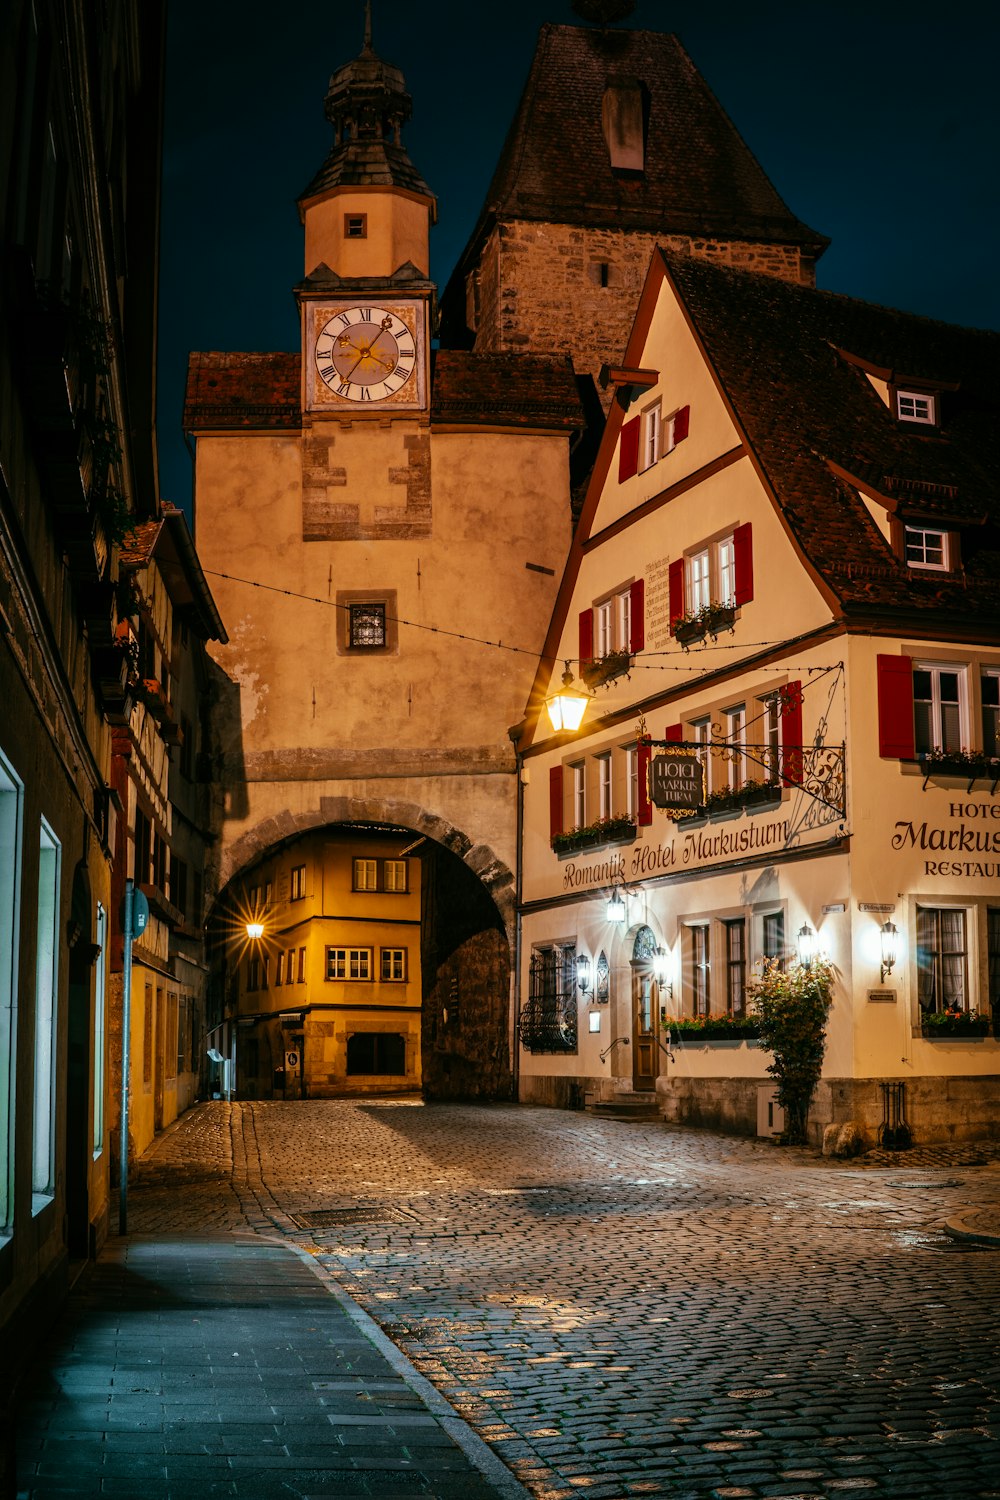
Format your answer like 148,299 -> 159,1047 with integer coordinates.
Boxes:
545,662 -> 589,734
652,945 -> 670,985
246,921 -> 264,940
880,920 -> 898,983
796,922 -> 815,969
576,953 -> 592,993
606,887 -> 626,924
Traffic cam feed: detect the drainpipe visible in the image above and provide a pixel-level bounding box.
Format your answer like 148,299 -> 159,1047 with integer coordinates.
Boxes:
511,736 -> 525,1103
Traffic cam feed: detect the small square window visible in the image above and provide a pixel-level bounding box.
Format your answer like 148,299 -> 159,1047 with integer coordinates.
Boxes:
344,213 -> 367,239
896,390 -> 935,424
349,602 -> 386,649
905,526 -> 949,571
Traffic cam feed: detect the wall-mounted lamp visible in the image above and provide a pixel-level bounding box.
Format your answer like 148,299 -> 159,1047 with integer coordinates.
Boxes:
576,953 -> 592,993
879,920 -> 898,983
652,945 -> 671,998
246,920 -> 264,940
606,887 -> 626,924
545,661 -> 589,734
796,922 -> 815,969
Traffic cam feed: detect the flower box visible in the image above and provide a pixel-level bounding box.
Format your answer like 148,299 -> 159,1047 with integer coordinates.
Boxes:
919,752 -> 1000,785
666,1015 -> 761,1042
581,650 -> 632,690
674,618 -> 706,647
551,816 -> 637,856
920,1013 -> 991,1038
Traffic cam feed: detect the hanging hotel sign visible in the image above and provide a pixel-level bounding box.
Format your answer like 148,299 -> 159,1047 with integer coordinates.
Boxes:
650,752 -> 705,811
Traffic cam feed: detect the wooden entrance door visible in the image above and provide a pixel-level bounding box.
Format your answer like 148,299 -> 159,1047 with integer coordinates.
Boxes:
632,970 -> 656,1090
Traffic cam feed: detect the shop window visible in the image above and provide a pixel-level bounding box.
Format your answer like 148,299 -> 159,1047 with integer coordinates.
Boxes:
93,903 -> 107,1158
520,944 -> 578,1053
347,1032 -> 405,1075
916,906 -> 968,1014
32,820 -> 60,1210
0,751 -> 23,1234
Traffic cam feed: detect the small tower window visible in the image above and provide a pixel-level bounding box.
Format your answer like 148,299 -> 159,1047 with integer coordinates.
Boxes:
895,389 -> 936,425
344,213 -> 367,239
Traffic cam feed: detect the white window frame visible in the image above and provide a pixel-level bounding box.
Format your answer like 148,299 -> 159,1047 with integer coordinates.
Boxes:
381,948 -> 407,982
639,401 -> 661,472
383,859 -> 408,893
353,857 -> 378,892
905,526 -> 949,571
724,703 -> 747,790
326,947 -> 373,981
718,534 -> 736,605
571,761 -> 586,829
896,390 -> 936,424
982,667 -> 1000,757
624,745 -> 638,819
687,549 -> 711,614
691,716 -> 712,796
915,904 -> 969,1014
616,588 -> 632,654
913,662 -> 967,755
595,599 -> 613,658
597,754 -> 612,819
290,864 -> 306,901
690,924 -> 710,1017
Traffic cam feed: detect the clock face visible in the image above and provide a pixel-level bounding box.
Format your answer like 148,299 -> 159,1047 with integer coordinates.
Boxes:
314,305 -> 417,403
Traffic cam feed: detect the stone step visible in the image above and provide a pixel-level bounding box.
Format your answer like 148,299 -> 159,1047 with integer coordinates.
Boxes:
589,1092 -> 661,1121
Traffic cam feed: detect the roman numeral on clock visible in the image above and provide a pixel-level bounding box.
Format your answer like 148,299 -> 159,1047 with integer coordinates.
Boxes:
319,365 -> 335,382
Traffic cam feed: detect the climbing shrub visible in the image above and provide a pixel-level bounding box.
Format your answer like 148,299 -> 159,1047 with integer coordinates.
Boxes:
748,956 -> 835,1146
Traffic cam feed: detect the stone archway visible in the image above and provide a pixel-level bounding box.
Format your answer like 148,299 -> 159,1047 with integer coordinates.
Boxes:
210,796 -> 515,1101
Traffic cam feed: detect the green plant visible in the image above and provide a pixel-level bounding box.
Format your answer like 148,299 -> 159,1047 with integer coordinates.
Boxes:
921,1008 -> 990,1036
748,956 -> 835,1145
551,813 -> 637,854
666,1013 -> 760,1041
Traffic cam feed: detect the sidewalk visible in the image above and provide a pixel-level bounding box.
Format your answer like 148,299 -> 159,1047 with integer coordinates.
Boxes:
15,1235 -> 528,1500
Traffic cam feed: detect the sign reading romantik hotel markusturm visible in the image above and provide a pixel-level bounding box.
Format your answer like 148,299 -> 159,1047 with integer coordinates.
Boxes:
650,751 -> 705,811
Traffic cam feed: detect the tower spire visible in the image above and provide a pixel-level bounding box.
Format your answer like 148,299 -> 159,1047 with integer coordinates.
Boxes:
363,0 -> 372,52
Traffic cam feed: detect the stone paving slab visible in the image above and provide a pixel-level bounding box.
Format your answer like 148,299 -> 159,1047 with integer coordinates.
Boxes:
14,1234 -> 528,1499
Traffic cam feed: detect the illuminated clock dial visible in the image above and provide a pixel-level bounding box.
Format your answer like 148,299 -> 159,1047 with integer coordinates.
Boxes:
314,306 -> 416,402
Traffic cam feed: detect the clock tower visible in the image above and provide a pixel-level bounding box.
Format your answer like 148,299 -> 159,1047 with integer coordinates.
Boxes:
296,5 -> 436,414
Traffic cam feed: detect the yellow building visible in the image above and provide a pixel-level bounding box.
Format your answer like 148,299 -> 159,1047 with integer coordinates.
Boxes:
227,829 -> 422,1097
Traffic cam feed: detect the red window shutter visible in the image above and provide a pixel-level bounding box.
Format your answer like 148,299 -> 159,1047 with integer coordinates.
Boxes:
877,654 -> 915,759
579,608 -> 594,666
733,522 -> 753,606
630,578 -> 645,654
618,416 -> 640,482
637,741 -> 653,825
665,723 -> 683,742
549,766 -> 564,839
673,404 -> 690,442
780,680 -> 804,786
668,558 -> 685,632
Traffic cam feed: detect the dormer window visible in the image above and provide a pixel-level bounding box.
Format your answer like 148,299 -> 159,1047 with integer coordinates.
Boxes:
905,525 -> 950,570
896,389 -> 936,425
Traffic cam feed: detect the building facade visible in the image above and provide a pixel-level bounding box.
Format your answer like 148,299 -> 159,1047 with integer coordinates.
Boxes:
514,249 -> 1000,1144
0,0 -> 165,1355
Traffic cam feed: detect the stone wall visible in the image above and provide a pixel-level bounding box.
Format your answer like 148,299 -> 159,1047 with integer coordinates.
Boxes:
470,222 -> 814,391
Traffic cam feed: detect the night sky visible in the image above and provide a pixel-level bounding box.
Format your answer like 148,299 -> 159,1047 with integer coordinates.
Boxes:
157,0 -> 999,519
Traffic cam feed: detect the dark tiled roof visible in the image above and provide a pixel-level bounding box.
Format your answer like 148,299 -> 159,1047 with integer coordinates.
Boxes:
299,141 -> 434,205
184,353 -> 301,431
469,25 -> 827,247
430,351 -> 582,431
184,350 -> 582,434
663,253 -> 1000,619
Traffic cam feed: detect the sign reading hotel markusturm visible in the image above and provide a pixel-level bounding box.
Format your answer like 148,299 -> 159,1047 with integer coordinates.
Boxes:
650,752 -> 705,811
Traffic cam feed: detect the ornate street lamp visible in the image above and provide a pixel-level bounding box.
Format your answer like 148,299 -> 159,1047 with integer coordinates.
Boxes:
545,662 -> 589,734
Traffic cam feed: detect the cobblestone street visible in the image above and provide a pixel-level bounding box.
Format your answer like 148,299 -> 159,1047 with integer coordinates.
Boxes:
109,1099 -> 1000,1499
